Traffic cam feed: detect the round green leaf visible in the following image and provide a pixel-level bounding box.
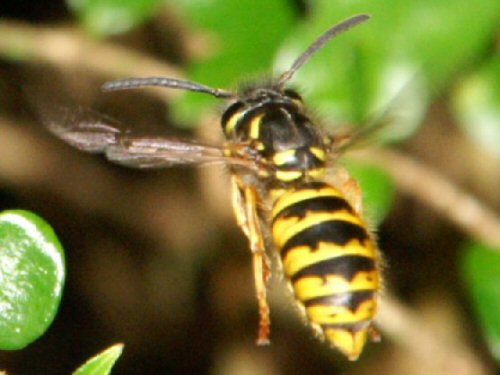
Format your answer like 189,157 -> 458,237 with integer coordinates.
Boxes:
73,343 -> 124,375
461,242 -> 500,364
0,210 -> 65,350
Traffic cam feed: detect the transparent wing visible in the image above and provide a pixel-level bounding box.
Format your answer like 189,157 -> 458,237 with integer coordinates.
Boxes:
46,106 -> 255,169
328,68 -> 428,155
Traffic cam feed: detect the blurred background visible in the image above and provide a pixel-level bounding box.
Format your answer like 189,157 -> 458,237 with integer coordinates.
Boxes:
0,0 -> 500,374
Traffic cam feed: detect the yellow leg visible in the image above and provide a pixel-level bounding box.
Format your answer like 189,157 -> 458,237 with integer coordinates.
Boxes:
230,177 -> 271,345
244,186 -> 271,345
231,176 -> 250,237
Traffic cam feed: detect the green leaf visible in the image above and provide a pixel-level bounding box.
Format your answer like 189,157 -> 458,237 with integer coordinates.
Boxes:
452,55 -> 500,159
73,343 -> 124,375
170,0 -> 297,126
68,0 -> 163,36
344,161 -> 395,225
0,210 -> 65,350
461,242 -> 500,364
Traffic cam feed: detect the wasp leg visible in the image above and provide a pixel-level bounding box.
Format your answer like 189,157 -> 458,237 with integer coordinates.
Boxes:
231,176 -> 250,237
230,177 -> 271,345
369,325 -> 381,343
244,186 -> 271,345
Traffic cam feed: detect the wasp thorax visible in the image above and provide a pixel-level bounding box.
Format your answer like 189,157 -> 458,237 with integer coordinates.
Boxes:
221,87 -> 327,182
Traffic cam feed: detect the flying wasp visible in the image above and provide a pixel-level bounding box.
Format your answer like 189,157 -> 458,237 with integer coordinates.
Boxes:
49,14 -> 381,360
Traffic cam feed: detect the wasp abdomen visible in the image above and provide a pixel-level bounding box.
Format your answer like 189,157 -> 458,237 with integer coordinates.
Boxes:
271,182 -> 379,360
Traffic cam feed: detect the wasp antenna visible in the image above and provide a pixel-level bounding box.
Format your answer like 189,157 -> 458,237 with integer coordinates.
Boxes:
277,14 -> 371,86
101,77 -> 236,99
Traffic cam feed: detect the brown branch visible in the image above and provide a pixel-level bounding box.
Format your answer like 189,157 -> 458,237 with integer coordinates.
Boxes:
356,147 -> 500,250
0,20 -> 183,98
378,295 -> 490,375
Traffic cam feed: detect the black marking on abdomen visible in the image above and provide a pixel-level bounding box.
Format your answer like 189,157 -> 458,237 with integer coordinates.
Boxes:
281,220 -> 369,259
273,196 -> 354,223
290,255 -> 375,284
321,320 -> 372,332
303,290 -> 375,312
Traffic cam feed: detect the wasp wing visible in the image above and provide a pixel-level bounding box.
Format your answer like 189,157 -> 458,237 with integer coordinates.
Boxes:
328,69 -> 427,155
46,106 -> 254,169
103,137 -> 243,169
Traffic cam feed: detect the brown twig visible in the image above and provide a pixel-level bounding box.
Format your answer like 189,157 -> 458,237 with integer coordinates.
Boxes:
356,147 -> 500,250
378,295 -> 490,375
0,20 -> 183,98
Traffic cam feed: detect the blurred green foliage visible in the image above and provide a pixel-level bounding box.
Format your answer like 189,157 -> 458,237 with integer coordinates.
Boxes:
345,161 -> 395,226
73,344 -> 124,375
169,0 -> 297,124
275,0 -> 499,138
0,210 -> 65,350
68,0 -> 163,36
461,242 -> 500,365
453,54 -> 500,159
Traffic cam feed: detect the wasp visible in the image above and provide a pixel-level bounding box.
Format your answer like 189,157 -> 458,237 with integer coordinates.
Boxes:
49,14 -> 381,360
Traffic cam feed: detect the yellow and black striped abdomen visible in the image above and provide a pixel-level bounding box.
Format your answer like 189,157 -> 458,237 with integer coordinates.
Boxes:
271,181 -> 379,360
